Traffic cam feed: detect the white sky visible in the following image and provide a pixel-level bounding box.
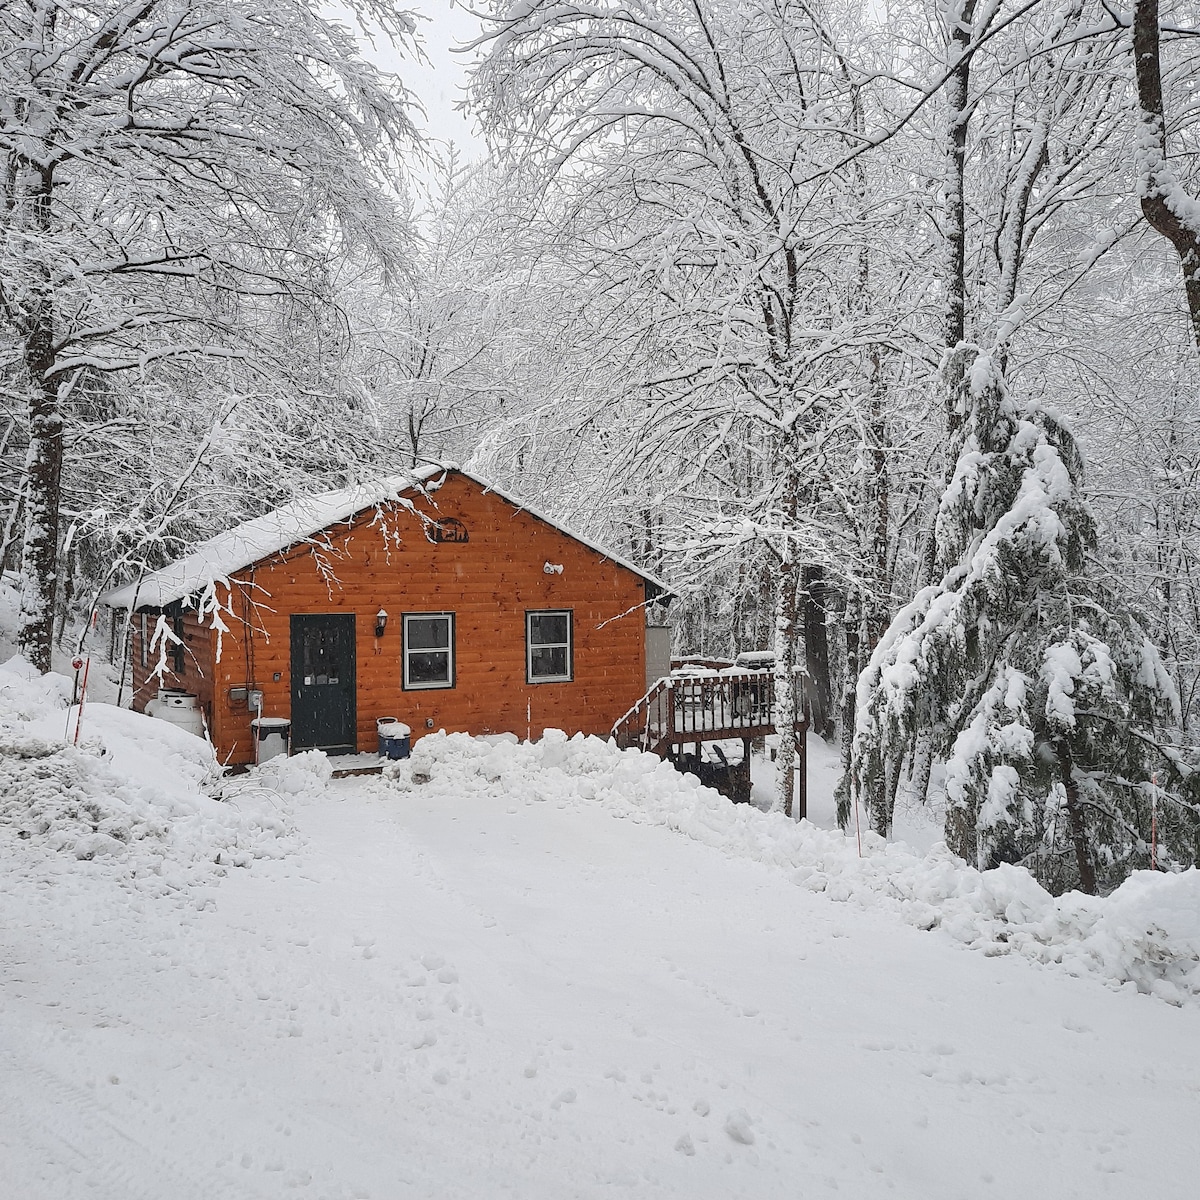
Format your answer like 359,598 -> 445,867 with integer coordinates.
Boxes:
379,1 -> 489,157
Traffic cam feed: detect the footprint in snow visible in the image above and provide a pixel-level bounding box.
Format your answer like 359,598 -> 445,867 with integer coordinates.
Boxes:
724,1109 -> 755,1145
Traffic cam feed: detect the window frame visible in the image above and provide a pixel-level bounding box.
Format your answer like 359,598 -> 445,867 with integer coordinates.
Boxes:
402,612 -> 456,690
526,609 -> 574,684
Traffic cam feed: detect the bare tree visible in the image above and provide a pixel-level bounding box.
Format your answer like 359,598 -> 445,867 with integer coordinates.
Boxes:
1131,0 -> 1200,353
472,0 -> 913,809
0,0 -> 418,671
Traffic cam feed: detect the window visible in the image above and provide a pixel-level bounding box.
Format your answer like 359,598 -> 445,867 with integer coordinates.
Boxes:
403,613 -> 455,689
165,603 -> 186,675
527,610 -> 573,683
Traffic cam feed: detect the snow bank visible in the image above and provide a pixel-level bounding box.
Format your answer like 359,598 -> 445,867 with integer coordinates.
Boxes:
0,655 -> 297,892
390,731 -> 1200,1006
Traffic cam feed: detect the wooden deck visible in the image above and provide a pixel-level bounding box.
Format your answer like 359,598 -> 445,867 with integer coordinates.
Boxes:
611,671 -> 779,754
611,670 -> 808,810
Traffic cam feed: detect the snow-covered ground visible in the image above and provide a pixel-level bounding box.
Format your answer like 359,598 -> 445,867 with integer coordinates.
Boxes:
2,653 -> 1200,1199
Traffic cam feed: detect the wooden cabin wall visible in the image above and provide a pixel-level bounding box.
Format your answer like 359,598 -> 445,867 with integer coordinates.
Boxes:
207,474 -> 648,765
129,609 -> 216,733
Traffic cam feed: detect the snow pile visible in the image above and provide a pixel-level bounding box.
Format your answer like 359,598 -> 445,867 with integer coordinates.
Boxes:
0,656 -> 296,888
243,747 -> 334,796
390,730 -> 1200,1005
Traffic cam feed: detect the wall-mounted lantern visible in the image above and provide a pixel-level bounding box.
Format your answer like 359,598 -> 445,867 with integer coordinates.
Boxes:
375,608 -> 389,638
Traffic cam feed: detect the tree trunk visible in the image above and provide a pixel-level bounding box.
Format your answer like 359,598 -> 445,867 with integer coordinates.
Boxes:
942,0 -> 977,429
802,563 -> 835,739
773,465 -> 803,816
930,0 -> 979,593
17,167 -> 63,674
18,381 -> 65,674
836,591 -> 860,828
1,484 -> 25,575
944,787 -> 977,864
865,345 -> 890,648
1057,739 -> 1098,895
1132,0 -> 1200,355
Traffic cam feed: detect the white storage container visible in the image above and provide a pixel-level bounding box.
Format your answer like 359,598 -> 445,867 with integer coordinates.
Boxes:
145,689 -> 206,739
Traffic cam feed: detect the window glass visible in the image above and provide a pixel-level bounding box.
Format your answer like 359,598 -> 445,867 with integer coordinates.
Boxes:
404,613 -> 454,689
527,610 -> 572,683
170,608 -> 185,674
407,617 -> 450,650
301,622 -> 343,685
531,644 -> 569,678
530,613 -> 569,645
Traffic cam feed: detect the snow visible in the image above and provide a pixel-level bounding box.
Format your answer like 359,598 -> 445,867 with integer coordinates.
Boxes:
1042,641 -> 1082,729
0,656 -> 294,880
3,667 -> 1200,1196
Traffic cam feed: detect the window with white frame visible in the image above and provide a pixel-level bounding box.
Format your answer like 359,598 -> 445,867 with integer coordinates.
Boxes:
526,610 -> 573,683
403,613 -> 455,689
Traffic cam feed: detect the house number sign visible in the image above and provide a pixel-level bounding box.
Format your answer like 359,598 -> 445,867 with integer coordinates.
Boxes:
426,517 -> 469,544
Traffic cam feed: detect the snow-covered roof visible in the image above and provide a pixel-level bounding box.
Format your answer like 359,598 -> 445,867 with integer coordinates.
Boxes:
99,464 -> 671,610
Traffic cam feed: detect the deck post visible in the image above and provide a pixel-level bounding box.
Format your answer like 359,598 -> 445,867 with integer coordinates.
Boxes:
795,689 -> 810,820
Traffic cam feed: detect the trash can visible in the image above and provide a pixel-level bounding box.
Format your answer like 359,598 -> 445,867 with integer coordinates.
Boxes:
376,717 -> 411,760
251,716 -> 291,764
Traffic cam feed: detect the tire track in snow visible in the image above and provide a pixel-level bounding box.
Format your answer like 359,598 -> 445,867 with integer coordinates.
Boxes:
0,1040 -> 269,1200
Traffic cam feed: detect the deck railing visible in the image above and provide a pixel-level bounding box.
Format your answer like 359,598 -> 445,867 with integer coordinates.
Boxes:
611,670 -> 780,755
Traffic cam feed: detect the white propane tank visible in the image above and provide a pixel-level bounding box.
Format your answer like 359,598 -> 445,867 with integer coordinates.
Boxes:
145,689 -> 206,739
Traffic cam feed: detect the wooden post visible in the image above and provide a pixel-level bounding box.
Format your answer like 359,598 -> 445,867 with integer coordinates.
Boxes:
795,689 -> 810,821
795,729 -> 808,821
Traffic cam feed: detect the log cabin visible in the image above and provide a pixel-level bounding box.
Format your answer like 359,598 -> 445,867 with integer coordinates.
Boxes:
100,465 -> 670,766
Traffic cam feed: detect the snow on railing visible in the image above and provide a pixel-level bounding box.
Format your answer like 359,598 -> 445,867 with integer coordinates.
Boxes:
612,669 -> 779,753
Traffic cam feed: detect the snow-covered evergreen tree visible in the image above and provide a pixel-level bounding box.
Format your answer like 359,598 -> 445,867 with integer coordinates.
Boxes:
847,345 -> 1197,893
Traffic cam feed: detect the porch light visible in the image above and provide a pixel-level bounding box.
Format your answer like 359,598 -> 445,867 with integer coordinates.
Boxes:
375,608 -> 388,638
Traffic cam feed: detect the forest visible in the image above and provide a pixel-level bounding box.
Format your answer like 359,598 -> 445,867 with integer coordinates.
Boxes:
3,0 -> 1200,894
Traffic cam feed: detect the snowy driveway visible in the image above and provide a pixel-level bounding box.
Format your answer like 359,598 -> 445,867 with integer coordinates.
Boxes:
2,763 -> 1199,1199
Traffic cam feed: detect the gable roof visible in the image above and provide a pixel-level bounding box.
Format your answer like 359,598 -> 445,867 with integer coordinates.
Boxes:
99,464 -> 671,610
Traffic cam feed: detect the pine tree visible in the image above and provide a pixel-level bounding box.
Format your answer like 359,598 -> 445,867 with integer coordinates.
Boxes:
847,346 -> 1197,893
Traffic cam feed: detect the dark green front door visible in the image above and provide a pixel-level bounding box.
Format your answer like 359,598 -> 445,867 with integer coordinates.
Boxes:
291,614 -> 356,753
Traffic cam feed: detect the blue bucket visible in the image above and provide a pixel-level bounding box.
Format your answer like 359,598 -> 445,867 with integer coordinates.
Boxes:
377,717 -> 411,760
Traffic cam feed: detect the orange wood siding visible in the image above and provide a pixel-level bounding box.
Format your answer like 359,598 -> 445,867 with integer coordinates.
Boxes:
129,609 -> 215,733
190,473 -> 648,765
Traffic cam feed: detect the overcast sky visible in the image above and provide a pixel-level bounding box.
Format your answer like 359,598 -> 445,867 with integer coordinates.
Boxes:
392,1 -> 488,157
